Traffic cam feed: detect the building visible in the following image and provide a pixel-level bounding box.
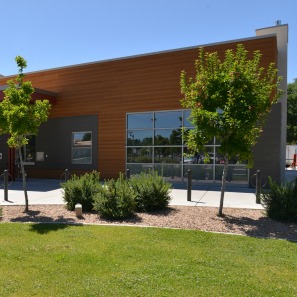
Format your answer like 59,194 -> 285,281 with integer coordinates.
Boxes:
0,24 -> 288,186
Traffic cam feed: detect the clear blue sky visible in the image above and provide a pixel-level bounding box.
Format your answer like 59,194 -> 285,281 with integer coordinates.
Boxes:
1,0 -> 296,83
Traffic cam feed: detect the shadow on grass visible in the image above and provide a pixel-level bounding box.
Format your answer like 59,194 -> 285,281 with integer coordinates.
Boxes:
223,215 -> 297,242
29,223 -> 74,234
10,210 -> 83,234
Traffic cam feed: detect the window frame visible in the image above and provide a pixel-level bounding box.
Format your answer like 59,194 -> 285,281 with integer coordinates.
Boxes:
72,131 -> 93,165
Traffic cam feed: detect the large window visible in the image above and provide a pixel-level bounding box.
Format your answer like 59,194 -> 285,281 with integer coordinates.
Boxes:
72,132 -> 92,164
126,110 -> 248,184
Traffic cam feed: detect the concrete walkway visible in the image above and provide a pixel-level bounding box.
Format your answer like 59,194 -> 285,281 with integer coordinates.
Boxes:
0,179 -> 263,209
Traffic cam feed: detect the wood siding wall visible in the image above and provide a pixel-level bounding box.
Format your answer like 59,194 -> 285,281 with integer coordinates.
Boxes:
0,36 -> 278,179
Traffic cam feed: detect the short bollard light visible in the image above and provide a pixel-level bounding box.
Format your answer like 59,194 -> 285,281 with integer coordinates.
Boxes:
75,204 -> 83,217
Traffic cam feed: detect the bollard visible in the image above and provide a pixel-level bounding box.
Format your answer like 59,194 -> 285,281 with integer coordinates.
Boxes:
126,169 -> 130,180
4,169 -> 8,201
187,169 -> 192,201
65,169 -> 70,182
75,204 -> 83,217
256,170 -> 262,204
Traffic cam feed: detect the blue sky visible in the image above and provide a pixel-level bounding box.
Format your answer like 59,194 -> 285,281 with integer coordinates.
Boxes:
1,0 -> 296,83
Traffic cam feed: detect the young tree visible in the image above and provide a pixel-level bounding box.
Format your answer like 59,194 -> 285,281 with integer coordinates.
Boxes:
0,56 -> 51,212
287,79 -> 297,144
180,44 -> 282,216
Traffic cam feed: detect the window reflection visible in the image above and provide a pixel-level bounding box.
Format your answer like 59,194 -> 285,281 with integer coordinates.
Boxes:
154,164 -> 182,179
127,164 -> 153,175
18,135 -> 35,163
73,132 -> 92,147
127,113 -> 153,129
155,111 -> 182,128
154,147 -> 182,164
154,129 -> 182,145
183,147 -> 214,164
126,110 -> 248,184
215,165 -> 248,182
127,130 -> 153,146
184,165 -> 214,181
72,148 -> 92,164
72,131 -> 92,164
127,147 -> 152,163
183,110 -> 193,127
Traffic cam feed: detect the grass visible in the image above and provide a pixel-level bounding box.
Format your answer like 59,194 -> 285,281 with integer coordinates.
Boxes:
0,223 -> 296,296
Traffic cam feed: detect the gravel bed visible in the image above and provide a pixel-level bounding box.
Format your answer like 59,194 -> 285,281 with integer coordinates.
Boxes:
1,204 -> 297,241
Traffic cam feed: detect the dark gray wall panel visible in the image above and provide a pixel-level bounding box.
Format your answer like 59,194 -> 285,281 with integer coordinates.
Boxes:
251,103 -> 282,183
35,114 -> 98,171
0,135 -> 8,170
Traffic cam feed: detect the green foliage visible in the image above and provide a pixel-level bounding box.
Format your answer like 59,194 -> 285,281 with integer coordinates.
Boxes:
62,171 -> 101,211
287,78 -> 297,144
130,171 -> 172,212
180,44 -> 282,216
63,170 -> 171,219
93,173 -> 136,219
180,44 -> 281,166
0,56 -> 51,211
261,177 -> 297,222
0,56 -> 51,149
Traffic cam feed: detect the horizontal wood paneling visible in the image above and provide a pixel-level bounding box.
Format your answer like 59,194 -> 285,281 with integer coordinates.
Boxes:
0,36 -> 277,179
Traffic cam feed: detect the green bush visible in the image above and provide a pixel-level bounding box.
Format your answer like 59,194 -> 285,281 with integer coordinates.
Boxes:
93,174 -> 136,219
261,177 -> 297,222
61,171 -> 101,211
130,170 -> 172,212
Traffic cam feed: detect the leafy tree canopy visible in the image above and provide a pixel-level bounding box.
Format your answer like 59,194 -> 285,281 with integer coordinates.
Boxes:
180,44 -> 282,216
0,56 -> 51,212
180,44 -> 282,167
0,56 -> 51,148
287,78 -> 297,144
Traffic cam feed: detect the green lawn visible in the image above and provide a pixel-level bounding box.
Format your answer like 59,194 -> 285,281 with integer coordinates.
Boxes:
0,223 -> 296,296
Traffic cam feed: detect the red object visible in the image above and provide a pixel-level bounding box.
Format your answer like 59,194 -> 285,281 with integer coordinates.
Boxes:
0,87 -> 57,105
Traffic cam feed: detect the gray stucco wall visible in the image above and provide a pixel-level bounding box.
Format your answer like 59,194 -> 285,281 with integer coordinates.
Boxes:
251,103 -> 282,183
35,114 -> 98,171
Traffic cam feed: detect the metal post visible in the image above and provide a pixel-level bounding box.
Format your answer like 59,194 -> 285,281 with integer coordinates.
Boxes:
187,169 -> 192,201
256,170 -> 262,204
4,169 -> 8,201
65,169 -> 70,182
126,169 -> 130,180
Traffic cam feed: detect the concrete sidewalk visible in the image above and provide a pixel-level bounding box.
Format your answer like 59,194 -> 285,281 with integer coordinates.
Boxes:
0,179 -> 262,209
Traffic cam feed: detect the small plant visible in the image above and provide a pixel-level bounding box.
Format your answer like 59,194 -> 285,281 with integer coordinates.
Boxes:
93,173 -> 136,219
61,171 -> 101,211
261,177 -> 297,222
130,170 -> 172,212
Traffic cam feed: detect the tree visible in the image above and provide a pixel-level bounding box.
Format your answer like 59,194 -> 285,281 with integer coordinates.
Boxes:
180,44 -> 282,216
287,79 -> 297,144
0,56 -> 51,212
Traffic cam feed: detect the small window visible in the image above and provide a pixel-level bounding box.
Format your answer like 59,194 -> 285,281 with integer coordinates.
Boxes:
15,135 -> 35,164
24,135 -> 35,163
72,132 -> 92,164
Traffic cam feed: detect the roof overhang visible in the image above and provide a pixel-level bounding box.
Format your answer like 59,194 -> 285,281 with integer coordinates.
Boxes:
0,85 -> 57,104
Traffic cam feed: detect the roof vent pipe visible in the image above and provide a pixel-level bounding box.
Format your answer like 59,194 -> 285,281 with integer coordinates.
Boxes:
275,20 -> 281,26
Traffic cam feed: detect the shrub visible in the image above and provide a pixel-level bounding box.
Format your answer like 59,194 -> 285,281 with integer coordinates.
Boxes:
61,171 -> 101,211
93,173 -> 136,219
130,170 -> 172,212
261,177 -> 297,222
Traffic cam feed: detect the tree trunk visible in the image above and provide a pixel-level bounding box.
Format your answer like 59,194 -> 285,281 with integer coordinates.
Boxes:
18,147 -> 29,212
218,155 -> 228,216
